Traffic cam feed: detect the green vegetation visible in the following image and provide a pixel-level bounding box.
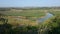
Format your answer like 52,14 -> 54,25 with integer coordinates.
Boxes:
0,16 -> 60,34
0,7 -> 60,34
0,19 -> 38,34
39,16 -> 60,34
0,9 -> 45,17
0,7 -> 60,17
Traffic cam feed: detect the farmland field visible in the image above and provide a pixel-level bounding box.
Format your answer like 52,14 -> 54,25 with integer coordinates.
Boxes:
0,8 -> 60,17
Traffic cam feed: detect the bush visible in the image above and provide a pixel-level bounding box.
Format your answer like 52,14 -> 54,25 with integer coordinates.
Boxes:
39,16 -> 60,34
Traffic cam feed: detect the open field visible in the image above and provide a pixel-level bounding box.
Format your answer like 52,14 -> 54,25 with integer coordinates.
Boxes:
0,9 -> 45,17
0,8 -> 60,17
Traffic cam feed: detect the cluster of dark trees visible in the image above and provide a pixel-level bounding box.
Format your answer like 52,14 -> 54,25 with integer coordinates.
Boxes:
0,8 -> 11,11
0,23 -> 38,34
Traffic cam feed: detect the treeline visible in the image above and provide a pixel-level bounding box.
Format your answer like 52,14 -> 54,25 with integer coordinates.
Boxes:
0,7 -> 60,11
0,8 -> 11,11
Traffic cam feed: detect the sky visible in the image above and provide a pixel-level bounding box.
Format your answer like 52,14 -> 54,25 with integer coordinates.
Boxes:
0,0 -> 60,7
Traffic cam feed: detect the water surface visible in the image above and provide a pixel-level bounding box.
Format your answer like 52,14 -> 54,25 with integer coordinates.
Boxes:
37,13 -> 54,23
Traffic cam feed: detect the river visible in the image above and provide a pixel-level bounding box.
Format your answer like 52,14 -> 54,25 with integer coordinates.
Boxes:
37,13 -> 54,23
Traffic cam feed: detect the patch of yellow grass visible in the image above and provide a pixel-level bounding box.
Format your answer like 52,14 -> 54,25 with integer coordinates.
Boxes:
7,16 -> 38,26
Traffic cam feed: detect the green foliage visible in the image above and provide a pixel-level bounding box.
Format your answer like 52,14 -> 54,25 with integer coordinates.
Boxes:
12,25 -> 38,34
0,23 -> 38,34
39,16 -> 60,34
0,23 -> 12,34
0,16 -> 60,34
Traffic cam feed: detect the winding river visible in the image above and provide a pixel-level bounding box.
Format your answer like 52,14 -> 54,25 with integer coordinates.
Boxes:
37,13 -> 54,23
